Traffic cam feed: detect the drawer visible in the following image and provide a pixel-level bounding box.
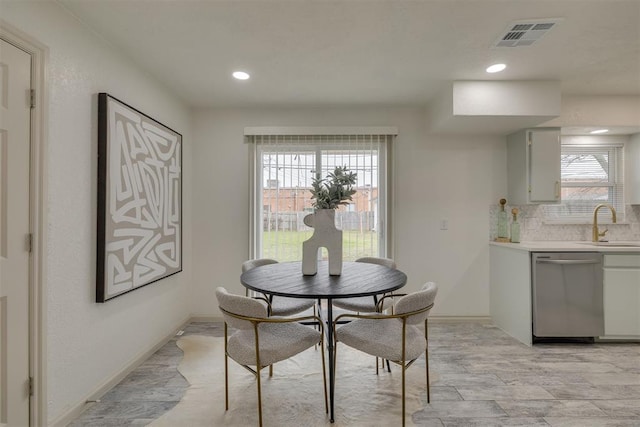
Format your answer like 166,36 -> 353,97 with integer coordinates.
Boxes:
604,255 -> 640,268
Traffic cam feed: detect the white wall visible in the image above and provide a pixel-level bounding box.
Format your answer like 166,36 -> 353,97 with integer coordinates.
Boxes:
191,107 -> 506,318
1,2 -> 193,423
543,95 -> 640,127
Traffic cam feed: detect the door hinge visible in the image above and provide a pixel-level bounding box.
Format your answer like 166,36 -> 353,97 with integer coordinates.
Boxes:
29,377 -> 34,396
30,89 -> 36,108
27,233 -> 33,253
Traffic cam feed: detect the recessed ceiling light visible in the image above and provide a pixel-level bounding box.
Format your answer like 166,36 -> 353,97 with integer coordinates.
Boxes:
486,63 -> 507,73
232,71 -> 250,80
590,129 -> 609,134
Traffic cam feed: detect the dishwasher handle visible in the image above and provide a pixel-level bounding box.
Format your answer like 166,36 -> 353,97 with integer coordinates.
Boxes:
536,259 -> 601,265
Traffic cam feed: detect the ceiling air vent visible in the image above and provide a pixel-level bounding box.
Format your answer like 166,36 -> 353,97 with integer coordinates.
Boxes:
492,19 -> 562,48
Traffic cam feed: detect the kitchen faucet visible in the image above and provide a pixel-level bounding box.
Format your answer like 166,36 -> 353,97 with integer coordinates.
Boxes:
592,203 -> 617,242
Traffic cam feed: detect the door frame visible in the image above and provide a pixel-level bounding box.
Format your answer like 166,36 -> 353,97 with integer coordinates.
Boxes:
0,20 -> 48,427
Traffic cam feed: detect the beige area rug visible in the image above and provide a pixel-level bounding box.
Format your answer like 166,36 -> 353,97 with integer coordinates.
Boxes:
149,334 -> 436,426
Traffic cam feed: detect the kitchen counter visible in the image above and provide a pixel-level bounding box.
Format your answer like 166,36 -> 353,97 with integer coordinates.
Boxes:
490,241 -> 640,346
490,240 -> 640,253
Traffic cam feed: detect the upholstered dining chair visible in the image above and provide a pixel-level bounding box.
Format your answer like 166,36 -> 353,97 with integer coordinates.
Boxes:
242,258 -> 317,317
215,287 -> 328,427
333,282 -> 438,426
332,256 -> 398,373
331,257 -> 397,313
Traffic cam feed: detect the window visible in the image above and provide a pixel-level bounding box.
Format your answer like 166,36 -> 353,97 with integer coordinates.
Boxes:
247,130 -> 394,262
544,144 -> 624,222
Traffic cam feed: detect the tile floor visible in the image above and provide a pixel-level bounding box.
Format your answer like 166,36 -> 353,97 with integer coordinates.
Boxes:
69,321 -> 640,426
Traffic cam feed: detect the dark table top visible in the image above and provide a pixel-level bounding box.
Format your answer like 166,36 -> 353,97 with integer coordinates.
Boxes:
240,261 -> 407,299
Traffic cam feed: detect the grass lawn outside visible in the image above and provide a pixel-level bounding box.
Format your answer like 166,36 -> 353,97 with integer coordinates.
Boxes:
262,230 -> 379,262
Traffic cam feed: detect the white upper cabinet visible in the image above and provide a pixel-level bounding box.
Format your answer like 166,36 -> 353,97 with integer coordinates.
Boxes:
627,133 -> 640,205
507,128 -> 561,205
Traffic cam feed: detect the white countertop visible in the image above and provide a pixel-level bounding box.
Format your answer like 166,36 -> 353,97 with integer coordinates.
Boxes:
490,240 -> 640,253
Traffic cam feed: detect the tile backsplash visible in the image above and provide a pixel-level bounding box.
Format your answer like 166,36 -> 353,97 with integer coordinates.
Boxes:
489,204 -> 640,242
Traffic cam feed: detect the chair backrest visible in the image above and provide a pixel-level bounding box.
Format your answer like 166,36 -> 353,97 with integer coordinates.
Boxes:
215,287 -> 268,330
241,258 -> 279,273
355,256 -> 396,270
394,282 -> 438,325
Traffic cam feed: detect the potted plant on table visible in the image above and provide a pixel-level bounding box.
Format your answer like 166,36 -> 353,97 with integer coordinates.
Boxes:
309,166 -> 357,209
302,166 -> 357,276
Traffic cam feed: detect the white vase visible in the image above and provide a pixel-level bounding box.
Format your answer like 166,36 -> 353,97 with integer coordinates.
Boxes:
302,209 -> 343,275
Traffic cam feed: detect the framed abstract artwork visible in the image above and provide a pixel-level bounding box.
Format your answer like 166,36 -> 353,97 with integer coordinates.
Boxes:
96,93 -> 182,302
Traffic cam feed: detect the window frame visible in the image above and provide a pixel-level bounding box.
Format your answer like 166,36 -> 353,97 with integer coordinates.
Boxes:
543,143 -> 624,224
247,130 -> 394,261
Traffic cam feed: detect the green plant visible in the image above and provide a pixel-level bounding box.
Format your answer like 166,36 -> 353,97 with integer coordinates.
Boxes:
310,166 -> 357,209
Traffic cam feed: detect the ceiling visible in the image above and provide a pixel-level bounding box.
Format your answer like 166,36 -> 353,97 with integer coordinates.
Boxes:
57,0 -> 640,110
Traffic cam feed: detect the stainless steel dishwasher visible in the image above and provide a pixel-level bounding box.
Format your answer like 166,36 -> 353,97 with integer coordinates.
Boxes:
532,252 -> 604,341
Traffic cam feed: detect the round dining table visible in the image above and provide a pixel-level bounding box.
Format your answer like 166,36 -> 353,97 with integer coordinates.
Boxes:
240,260 -> 407,423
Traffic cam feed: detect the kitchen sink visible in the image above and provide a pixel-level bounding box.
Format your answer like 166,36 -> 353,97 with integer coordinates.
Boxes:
578,242 -> 640,247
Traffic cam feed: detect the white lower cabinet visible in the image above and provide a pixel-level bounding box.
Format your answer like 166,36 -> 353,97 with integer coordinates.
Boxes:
489,245 -> 533,346
602,255 -> 640,337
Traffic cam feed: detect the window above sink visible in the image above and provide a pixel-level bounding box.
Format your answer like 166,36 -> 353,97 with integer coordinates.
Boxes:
544,139 -> 624,224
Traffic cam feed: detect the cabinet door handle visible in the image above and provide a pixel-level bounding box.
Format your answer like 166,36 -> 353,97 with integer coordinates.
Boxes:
555,181 -> 560,199
537,259 -> 601,265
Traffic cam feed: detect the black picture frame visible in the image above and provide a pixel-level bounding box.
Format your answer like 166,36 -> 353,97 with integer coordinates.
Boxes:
97,93 -> 182,302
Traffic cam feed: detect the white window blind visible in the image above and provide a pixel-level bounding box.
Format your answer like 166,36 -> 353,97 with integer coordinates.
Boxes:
248,133 -> 392,262
544,145 -> 624,222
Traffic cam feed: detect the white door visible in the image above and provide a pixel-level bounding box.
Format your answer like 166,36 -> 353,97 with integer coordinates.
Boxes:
0,38 -> 32,427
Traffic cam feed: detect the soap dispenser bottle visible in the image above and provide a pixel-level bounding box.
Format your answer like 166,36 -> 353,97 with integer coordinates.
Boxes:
510,208 -> 521,243
497,198 -> 509,240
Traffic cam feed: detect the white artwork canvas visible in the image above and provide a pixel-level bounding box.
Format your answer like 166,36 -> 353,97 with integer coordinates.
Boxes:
97,93 -> 182,302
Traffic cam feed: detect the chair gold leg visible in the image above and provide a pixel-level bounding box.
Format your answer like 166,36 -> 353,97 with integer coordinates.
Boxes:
376,357 -> 379,375
253,323 -> 263,427
256,367 -> 263,427
402,361 -> 406,427
269,364 -> 273,377
402,319 -> 407,427
333,342 -> 337,379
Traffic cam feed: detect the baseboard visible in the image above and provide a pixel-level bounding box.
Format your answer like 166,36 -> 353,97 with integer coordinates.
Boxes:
192,315 -> 491,324
193,314 -> 491,324
189,315 -> 223,322
50,315 -> 192,427
429,315 -> 492,323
